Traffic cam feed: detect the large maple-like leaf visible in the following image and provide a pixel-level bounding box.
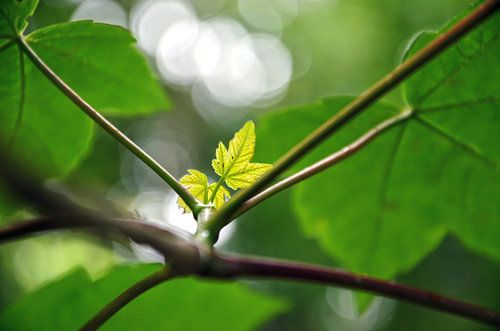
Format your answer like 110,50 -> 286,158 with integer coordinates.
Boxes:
256,4 -> 500,279
0,0 -> 170,219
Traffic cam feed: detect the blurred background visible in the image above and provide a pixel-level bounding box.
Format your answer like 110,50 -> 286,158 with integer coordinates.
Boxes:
2,0 -> 500,330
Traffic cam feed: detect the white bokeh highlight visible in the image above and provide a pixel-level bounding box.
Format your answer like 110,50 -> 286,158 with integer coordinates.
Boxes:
131,0 -> 196,55
238,0 -> 299,33
130,0 -> 293,122
71,0 -> 128,27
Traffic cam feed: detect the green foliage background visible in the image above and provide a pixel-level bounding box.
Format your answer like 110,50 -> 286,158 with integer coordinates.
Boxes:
0,0 -> 499,330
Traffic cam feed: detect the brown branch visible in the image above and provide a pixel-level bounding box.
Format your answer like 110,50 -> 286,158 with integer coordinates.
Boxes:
234,109 -> 412,218
0,156 -> 207,273
81,268 -> 176,331
0,213 -> 204,273
0,216 -> 68,243
205,253 -> 500,327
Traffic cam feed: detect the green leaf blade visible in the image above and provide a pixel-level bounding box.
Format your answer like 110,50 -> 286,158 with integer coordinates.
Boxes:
212,142 -> 230,177
225,162 -> 273,190
258,97 -> 445,279
26,20 -> 170,116
0,18 -> 173,218
403,9 -> 500,165
177,169 -> 209,212
227,121 -> 256,169
208,183 -> 231,209
256,4 -> 500,281
403,7 -> 500,262
212,121 -> 272,190
212,121 -> 256,179
0,265 -> 288,331
0,0 -> 38,38
0,49 -> 95,178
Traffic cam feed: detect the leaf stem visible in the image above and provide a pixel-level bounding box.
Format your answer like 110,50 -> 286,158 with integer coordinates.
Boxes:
81,268 -> 176,331
207,176 -> 224,203
204,0 -> 500,240
206,253 -> 500,327
16,37 -> 201,217
232,108 -> 412,218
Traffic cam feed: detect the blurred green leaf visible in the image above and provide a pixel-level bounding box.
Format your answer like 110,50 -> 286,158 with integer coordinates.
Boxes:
0,0 -> 170,217
178,169 -> 210,212
0,264 -> 287,331
0,0 -> 37,41
257,6 -> 500,279
0,43 -> 94,177
402,7 -> 500,263
26,21 -> 170,116
388,237 -> 500,331
212,121 -> 272,190
258,98 -> 441,280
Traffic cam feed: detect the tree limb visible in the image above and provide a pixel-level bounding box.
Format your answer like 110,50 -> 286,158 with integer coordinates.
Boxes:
0,216 -> 69,243
2,149 -> 500,327
0,158 -> 207,274
205,253 -> 500,327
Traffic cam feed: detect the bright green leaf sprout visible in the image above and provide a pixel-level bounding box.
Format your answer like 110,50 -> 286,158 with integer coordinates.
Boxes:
178,121 -> 272,213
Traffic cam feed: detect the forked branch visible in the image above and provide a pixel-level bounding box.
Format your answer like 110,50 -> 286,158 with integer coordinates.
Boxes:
204,0 -> 500,239
233,108 -> 412,218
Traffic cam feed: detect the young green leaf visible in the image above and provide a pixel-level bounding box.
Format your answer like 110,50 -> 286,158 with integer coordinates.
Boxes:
177,170 -> 231,213
225,162 -> 273,189
208,183 -> 231,210
178,121 -> 269,213
177,170 -> 209,213
212,121 -> 272,190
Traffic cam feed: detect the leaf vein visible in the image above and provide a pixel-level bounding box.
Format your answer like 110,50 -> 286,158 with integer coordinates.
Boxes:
414,33 -> 500,107
417,96 -> 500,113
365,123 -> 408,271
9,44 -> 26,145
415,115 -> 499,169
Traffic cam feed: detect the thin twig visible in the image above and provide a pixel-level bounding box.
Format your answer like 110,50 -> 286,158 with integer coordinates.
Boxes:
206,253 -> 500,327
15,37 -> 201,217
204,0 -> 500,240
81,268 -> 176,331
234,109 -> 412,218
